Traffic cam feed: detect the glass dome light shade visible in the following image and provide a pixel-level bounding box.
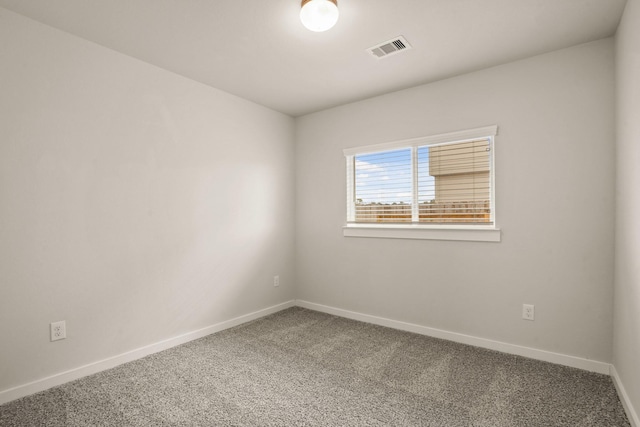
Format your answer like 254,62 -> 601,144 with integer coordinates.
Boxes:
300,0 -> 339,32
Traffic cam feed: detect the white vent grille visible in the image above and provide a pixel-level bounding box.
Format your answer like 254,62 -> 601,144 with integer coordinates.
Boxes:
368,36 -> 412,59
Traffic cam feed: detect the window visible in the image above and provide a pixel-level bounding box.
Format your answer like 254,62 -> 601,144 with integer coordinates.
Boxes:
344,126 -> 500,242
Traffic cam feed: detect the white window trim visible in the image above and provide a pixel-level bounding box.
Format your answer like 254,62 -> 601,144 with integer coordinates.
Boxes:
343,224 -> 501,242
343,125 -> 500,242
343,125 -> 498,156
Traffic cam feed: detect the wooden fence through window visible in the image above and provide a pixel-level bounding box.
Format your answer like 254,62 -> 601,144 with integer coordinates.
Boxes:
354,201 -> 490,223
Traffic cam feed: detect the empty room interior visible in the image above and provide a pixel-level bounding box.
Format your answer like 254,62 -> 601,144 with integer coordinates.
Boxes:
0,0 -> 639,425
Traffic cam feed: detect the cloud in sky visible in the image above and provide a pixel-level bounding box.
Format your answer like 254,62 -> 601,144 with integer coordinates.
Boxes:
354,155 -> 411,204
354,150 -> 435,204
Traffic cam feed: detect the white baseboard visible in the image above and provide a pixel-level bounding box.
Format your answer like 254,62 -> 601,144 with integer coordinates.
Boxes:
1,299 -> 621,411
295,300 -> 611,375
611,365 -> 640,427
0,300 -> 295,406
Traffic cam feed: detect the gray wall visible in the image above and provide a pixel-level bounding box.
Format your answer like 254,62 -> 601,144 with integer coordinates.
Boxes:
0,9 -> 295,392
295,39 -> 615,363
614,0 -> 640,419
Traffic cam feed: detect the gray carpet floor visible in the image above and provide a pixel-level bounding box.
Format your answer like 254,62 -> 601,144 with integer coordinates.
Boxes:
0,307 -> 631,426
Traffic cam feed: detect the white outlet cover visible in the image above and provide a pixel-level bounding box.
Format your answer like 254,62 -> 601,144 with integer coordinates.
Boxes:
522,304 -> 535,321
50,320 -> 66,341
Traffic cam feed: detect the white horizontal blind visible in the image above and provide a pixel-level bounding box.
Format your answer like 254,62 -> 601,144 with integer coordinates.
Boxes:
345,126 -> 496,226
354,148 -> 412,223
418,139 -> 491,224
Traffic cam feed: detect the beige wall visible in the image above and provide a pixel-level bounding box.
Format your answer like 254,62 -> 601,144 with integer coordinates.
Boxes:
0,8 -> 295,393
614,0 -> 640,421
430,139 -> 490,204
433,172 -> 490,203
296,39 -> 615,363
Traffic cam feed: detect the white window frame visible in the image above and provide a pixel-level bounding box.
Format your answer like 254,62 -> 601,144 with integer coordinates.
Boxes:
343,125 -> 500,242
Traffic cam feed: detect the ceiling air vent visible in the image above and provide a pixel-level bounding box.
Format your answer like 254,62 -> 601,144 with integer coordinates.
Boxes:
368,36 -> 412,59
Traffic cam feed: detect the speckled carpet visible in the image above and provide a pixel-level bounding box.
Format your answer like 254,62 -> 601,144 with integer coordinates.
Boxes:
0,307 -> 630,426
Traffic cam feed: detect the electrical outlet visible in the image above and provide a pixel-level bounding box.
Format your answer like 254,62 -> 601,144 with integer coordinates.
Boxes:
273,275 -> 280,287
50,321 -> 66,341
522,304 -> 535,321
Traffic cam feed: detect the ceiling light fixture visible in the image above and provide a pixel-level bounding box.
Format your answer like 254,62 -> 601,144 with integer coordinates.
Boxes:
300,0 -> 339,32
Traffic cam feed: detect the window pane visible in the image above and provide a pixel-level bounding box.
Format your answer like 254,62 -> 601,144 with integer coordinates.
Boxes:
354,148 -> 412,223
417,139 -> 492,224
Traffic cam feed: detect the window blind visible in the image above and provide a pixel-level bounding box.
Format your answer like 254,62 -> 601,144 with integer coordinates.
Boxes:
418,139 -> 491,224
345,126 -> 496,227
354,148 -> 412,223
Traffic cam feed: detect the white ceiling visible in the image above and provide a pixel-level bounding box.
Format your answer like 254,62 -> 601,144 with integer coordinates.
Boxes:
0,0 -> 627,116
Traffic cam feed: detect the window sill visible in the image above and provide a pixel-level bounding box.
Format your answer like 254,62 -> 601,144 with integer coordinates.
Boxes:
343,224 -> 501,242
